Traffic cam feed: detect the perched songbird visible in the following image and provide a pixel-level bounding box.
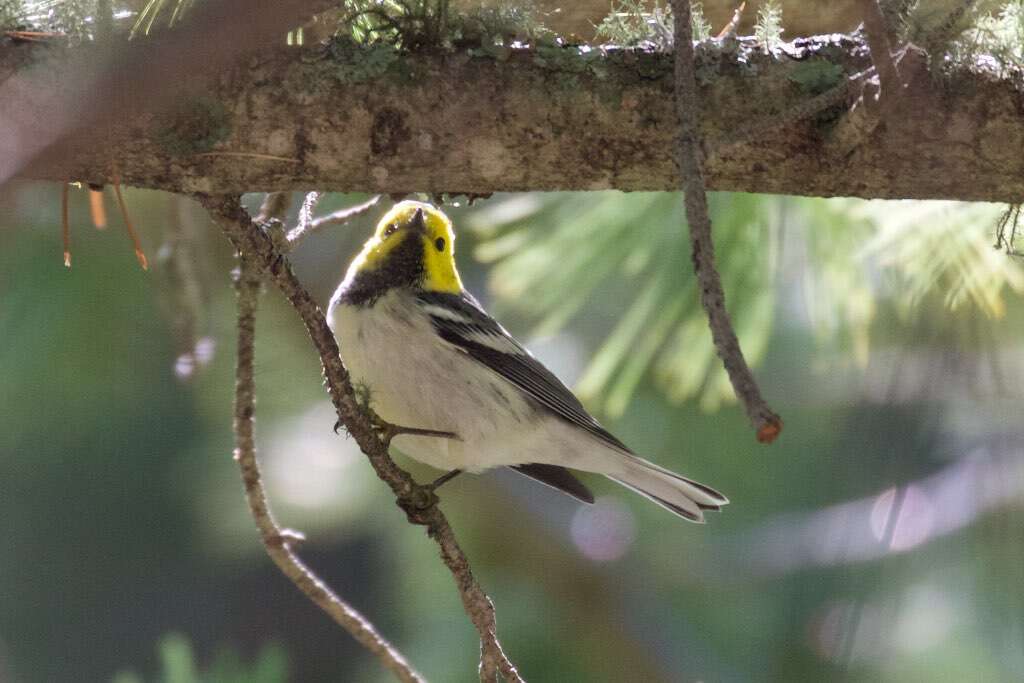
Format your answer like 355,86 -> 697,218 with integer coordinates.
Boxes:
328,201 -> 728,522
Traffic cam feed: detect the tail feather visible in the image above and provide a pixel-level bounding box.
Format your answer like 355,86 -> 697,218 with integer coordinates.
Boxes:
605,456 -> 728,523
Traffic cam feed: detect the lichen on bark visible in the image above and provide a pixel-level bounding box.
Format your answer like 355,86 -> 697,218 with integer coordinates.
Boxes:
5,33 -> 1024,202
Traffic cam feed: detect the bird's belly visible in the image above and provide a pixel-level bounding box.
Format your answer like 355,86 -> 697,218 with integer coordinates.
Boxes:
330,293 -> 545,472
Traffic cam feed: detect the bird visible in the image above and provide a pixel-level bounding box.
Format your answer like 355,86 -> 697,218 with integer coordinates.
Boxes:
327,200 -> 728,522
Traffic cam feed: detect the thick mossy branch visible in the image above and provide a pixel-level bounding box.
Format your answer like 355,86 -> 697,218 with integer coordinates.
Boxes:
6,33 -> 1024,201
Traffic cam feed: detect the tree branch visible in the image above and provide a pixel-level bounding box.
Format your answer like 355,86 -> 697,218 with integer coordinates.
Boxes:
231,251 -> 423,683
673,0 -> 782,442
7,34 -> 1024,202
206,194 -> 522,683
0,0 -> 338,188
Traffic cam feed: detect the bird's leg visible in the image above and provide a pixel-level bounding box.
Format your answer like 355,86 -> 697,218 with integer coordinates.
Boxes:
428,469 -> 463,491
334,383 -> 458,445
396,469 -> 464,524
376,423 -> 459,448
334,414 -> 458,447
331,385 -> 459,522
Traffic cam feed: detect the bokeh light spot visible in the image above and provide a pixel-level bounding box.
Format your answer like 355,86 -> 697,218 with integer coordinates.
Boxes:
570,497 -> 637,562
870,485 -> 935,551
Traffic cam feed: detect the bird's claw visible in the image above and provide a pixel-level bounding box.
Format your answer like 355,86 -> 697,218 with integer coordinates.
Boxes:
428,469 -> 462,491
332,412 -> 457,448
396,485 -> 440,525
395,471 -> 461,524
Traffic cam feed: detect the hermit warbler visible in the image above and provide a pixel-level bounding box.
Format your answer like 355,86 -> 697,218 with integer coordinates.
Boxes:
327,201 -> 727,522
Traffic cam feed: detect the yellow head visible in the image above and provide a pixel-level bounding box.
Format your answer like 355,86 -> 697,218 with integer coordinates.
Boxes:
339,201 -> 463,304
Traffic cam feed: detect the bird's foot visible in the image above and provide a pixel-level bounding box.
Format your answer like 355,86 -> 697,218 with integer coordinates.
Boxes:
396,470 -> 462,524
428,469 -> 463,491
397,486 -> 439,524
334,383 -> 378,434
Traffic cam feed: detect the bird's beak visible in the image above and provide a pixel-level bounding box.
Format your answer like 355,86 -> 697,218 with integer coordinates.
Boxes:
409,207 -> 427,235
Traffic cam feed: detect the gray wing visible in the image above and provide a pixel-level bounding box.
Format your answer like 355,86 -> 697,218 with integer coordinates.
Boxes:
416,291 -> 632,454
512,464 -> 595,503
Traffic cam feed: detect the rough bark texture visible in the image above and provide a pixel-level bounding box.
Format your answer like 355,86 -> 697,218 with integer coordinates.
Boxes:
7,33 -> 1024,202
0,0 -> 339,187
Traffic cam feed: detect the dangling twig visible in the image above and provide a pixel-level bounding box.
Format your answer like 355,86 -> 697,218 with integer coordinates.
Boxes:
671,0 -> 782,443
231,251 -> 424,683
994,203 -> 1023,256
88,184 -> 107,229
61,183 -> 71,268
111,171 -> 149,270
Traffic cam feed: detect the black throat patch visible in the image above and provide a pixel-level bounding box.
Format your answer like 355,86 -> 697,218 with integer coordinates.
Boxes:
337,233 -> 425,307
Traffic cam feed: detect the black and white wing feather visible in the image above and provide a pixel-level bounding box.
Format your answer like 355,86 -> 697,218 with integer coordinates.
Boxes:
416,291 -> 631,454
415,290 -> 728,521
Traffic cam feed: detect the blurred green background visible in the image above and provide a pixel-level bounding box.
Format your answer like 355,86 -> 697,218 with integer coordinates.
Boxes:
2,184 -> 1023,682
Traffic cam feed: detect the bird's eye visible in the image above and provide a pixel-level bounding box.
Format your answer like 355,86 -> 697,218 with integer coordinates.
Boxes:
383,223 -> 398,237
434,237 -> 445,252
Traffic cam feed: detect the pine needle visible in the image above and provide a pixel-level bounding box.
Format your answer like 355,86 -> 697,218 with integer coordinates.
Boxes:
111,173 -> 148,270
192,151 -> 300,163
88,185 -> 107,229
61,182 -> 70,268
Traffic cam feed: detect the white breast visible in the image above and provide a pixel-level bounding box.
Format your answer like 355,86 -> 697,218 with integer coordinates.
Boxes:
327,290 -> 551,473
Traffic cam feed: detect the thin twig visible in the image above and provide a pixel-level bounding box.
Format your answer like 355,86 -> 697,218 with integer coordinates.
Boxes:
671,0 -> 782,443
859,0 -> 902,114
111,172 -> 149,270
287,195 -> 382,247
61,183 -> 70,268
296,191 -> 323,238
714,1 -> 745,40
192,151 -> 302,163
994,203 -> 1023,255
88,185 -> 107,229
231,251 -> 424,683
201,194 -> 522,683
